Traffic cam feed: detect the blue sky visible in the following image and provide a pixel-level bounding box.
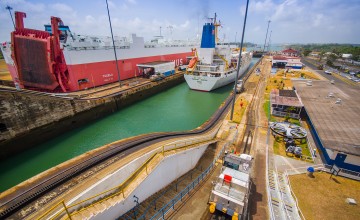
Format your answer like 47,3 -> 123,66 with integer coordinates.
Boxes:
0,0 -> 359,44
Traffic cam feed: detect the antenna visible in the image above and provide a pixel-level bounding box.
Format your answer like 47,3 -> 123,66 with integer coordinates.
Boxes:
167,25 -> 173,37
5,5 -> 15,28
197,15 -> 200,38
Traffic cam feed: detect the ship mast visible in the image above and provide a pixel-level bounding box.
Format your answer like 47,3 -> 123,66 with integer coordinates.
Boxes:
213,13 -> 221,43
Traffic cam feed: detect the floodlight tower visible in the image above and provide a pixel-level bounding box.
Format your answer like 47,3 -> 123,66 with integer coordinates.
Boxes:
263,20 -> 271,52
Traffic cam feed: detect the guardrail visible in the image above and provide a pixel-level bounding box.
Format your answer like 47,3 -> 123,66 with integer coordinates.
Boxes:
37,128 -> 220,220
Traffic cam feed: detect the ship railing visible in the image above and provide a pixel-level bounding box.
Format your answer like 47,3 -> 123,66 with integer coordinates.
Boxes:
66,44 -> 131,50
37,124 -> 221,220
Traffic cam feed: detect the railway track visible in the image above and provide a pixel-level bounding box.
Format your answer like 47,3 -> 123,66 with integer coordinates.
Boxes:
0,60 -> 261,219
240,61 -> 265,155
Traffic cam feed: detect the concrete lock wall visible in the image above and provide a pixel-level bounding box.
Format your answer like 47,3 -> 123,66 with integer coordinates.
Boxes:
67,149 -> 157,204
0,74 -> 184,159
92,144 -> 209,220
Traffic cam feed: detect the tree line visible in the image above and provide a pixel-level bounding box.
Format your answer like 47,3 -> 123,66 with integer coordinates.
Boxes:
291,44 -> 360,61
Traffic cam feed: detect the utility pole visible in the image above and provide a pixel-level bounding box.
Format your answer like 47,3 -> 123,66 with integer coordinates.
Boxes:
160,26 -> 162,37
263,20 -> 271,52
106,0 -> 121,87
230,0 -> 250,120
235,31 -> 237,44
6,5 -> 15,28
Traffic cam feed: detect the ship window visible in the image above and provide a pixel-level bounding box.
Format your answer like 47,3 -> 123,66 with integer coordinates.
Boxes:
78,78 -> 89,84
0,123 -> 8,132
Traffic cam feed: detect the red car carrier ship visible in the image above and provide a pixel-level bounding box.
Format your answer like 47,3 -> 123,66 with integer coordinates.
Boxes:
1,11 -> 197,92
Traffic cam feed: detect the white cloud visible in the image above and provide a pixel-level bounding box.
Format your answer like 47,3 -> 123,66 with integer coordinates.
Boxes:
251,0 -> 275,12
126,0 -> 137,4
180,20 -> 190,28
313,14 -> 323,27
253,26 -> 261,32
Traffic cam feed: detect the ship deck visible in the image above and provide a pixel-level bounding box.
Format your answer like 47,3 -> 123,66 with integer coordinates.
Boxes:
0,70 -> 185,99
67,70 -> 185,99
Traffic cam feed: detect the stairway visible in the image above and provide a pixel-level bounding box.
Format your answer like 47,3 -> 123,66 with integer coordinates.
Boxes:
119,143 -> 218,219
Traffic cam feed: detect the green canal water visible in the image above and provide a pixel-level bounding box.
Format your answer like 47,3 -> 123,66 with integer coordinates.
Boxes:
0,59 -> 258,192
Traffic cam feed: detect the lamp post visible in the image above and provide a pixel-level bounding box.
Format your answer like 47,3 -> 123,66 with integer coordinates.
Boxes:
106,0 -> 122,87
6,5 -> 15,29
230,0 -> 250,120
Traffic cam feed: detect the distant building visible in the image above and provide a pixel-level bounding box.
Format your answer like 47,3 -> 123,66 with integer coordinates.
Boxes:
281,48 -> 299,57
272,56 -> 288,68
270,89 -> 303,119
342,54 -> 353,59
272,56 -> 303,69
310,52 -> 320,57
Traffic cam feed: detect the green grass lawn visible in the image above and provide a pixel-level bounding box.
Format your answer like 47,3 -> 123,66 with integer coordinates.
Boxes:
290,172 -> 360,220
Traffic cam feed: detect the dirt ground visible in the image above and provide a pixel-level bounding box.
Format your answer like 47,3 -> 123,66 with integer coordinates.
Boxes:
289,172 -> 360,220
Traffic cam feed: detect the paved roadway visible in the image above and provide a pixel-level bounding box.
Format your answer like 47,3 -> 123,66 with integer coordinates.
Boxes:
301,58 -> 359,87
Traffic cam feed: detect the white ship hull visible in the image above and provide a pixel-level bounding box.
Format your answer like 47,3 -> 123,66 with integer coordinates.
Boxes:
184,60 -> 251,91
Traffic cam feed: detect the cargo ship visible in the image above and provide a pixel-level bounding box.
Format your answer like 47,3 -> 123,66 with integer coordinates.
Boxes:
1,11 -> 197,92
184,14 -> 252,92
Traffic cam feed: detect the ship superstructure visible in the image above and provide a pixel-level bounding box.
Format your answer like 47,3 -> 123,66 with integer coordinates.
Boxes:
184,14 -> 252,92
1,11 -> 197,92
209,153 -> 252,220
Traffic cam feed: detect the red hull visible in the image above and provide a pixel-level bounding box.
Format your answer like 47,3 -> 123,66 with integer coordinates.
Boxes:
66,52 -> 191,91
9,12 -> 193,92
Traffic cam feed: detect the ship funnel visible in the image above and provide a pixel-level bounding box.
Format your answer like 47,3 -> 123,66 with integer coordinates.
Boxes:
200,23 -> 215,48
